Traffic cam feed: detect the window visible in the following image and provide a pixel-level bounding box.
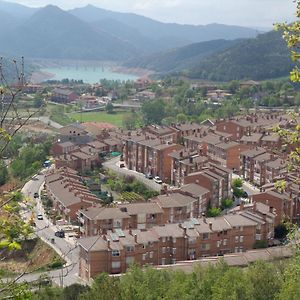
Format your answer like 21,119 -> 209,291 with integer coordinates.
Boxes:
112,261 -> 121,269
217,241 -> 221,248
161,258 -> 166,265
201,244 -> 210,251
149,251 -> 153,259
223,239 -> 228,246
203,233 -> 209,240
162,237 -> 166,243
239,247 -> 244,253
142,253 -> 147,261
126,257 -> 134,265
239,226 -> 244,231
235,236 -> 239,243
172,248 -> 176,255
162,247 -> 166,254
172,237 -> 177,243
223,230 -> 228,235
235,247 -> 239,253
126,245 -> 134,252
239,236 -> 244,243
172,259 -> 176,264
112,250 -> 120,257
188,237 -> 196,244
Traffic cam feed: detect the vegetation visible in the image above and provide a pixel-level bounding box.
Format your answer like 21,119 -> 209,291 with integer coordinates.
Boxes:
106,172 -> 159,200
186,30 -> 292,81
71,111 -> 131,127
221,198 -> 234,210
10,141 -> 51,180
207,207 -> 221,217
49,105 -> 73,126
31,258 -> 300,300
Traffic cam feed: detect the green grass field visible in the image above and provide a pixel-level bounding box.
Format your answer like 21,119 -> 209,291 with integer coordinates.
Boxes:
70,111 -> 130,127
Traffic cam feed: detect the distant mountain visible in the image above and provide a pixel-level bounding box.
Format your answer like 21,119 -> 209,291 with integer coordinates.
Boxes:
0,5 -> 139,61
0,0 -> 37,19
0,1 -> 264,62
124,39 -> 240,73
70,5 -> 260,49
185,30 -> 293,81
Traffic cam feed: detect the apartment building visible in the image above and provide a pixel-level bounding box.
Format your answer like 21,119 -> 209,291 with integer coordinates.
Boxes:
123,133 -> 183,182
169,150 -> 209,186
51,88 -> 78,103
184,166 -> 232,208
78,202 -> 165,236
143,125 -> 178,144
252,189 -> 294,226
240,148 -> 285,187
78,204 -> 275,280
44,168 -> 100,222
153,192 -> 206,223
240,147 -> 267,183
215,114 -> 293,141
207,140 -> 250,172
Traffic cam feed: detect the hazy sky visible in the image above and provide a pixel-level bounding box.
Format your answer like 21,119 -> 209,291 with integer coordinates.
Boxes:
9,0 -> 297,28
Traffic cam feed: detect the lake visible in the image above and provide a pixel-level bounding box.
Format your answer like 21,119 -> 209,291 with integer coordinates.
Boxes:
38,66 -> 139,83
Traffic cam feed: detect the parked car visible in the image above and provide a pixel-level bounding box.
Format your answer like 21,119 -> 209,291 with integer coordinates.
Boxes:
120,163 -> 125,168
37,213 -> 43,220
55,230 -> 65,238
34,192 -> 39,198
154,176 -> 163,184
145,173 -> 153,179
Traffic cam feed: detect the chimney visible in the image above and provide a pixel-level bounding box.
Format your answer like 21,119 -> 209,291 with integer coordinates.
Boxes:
189,156 -> 193,164
269,206 -> 274,214
240,201 -> 244,211
209,222 -> 213,230
134,234 -> 138,243
253,202 -> 257,212
107,239 -> 110,249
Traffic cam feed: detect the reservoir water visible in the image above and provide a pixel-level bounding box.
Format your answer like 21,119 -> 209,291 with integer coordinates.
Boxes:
40,66 -> 139,83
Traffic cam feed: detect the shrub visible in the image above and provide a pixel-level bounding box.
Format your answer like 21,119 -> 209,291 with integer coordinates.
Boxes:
207,207 -> 221,217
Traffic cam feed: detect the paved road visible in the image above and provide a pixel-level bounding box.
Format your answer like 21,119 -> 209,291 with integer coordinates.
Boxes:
35,116 -> 63,129
103,157 -> 167,192
19,170 -> 80,287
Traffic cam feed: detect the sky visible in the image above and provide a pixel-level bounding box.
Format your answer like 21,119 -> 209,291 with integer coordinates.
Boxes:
8,0 -> 297,28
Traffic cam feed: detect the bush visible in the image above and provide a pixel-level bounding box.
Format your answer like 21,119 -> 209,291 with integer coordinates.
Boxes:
221,199 -> 234,209
207,207 -> 221,217
232,178 -> 243,188
274,223 -> 289,239
253,240 -> 268,249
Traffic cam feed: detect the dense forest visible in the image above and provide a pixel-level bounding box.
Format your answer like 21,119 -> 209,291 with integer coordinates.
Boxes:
185,30 -> 293,81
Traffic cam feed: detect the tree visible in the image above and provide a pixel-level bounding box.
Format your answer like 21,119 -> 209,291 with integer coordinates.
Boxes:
232,178 -> 243,188
141,99 -> 165,125
207,207 -> 221,217
0,160 -> 8,185
276,1 -> 300,82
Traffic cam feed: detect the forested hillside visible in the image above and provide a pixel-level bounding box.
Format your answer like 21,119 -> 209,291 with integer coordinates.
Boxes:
185,30 -> 293,81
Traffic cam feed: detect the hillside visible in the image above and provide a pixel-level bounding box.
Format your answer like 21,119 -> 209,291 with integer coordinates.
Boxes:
0,5 -> 139,61
70,5 -> 259,46
124,39 -> 240,73
0,1 -> 261,61
185,30 -> 293,81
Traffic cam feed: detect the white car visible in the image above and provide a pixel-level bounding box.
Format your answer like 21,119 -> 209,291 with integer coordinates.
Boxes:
154,176 -> 163,184
37,213 -> 43,220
